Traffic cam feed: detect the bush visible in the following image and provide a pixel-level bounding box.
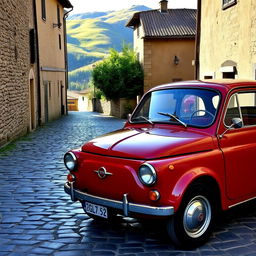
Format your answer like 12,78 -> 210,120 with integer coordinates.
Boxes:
92,45 -> 143,100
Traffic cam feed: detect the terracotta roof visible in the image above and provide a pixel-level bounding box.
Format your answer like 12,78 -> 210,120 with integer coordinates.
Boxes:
126,9 -> 196,39
58,0 -> 73,8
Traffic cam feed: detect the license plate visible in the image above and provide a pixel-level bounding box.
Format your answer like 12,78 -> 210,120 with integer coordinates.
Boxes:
84,202 -> 108,219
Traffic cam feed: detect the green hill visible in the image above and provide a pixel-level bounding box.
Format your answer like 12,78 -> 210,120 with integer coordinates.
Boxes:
67,5 -> 151,91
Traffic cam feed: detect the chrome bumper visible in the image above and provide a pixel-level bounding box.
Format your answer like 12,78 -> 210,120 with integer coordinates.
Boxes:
64,183 -> 174,217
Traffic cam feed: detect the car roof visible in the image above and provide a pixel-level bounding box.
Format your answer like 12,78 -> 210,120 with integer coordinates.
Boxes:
150,79 -> 256,92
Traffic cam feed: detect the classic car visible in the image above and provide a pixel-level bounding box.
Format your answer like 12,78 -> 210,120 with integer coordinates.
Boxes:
64,80 -> 256,248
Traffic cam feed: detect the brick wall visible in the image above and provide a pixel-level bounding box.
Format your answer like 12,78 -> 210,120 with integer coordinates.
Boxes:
0,0 -> 30,146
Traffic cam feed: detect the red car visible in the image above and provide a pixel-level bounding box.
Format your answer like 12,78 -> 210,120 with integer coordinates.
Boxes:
64,80 -> 256,248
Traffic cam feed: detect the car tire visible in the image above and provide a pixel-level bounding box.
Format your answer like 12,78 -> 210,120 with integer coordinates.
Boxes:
167,183 -> 216,249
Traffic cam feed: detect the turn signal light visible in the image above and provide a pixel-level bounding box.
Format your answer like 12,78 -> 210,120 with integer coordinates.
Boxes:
67,173 -> 76,182
149,190 -> 160,201
169,164 -> 175,171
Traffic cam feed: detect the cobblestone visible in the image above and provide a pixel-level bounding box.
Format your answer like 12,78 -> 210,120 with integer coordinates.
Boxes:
0,111 -> 256,255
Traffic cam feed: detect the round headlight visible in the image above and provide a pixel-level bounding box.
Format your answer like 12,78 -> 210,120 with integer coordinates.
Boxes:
138,163 -> 157,186
64,152 -> 77,171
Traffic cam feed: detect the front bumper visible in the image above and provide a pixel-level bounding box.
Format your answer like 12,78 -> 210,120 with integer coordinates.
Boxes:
64,182 -> 174,217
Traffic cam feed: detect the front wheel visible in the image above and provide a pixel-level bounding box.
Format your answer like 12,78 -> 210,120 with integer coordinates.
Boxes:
167,184 -> 216,249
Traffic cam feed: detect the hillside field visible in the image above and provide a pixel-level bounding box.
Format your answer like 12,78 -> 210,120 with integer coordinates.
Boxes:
67,5 -> 150,90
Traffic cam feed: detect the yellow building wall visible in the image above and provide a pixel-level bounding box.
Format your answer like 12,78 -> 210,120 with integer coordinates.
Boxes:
133,26 -> 195,92
143,39 -> 195,92
36,0 -> 67,122
134,25 -> 144,64
199,0 -> 256,80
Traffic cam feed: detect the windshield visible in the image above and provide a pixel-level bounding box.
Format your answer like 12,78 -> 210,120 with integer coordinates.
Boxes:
131,88 -> 221,128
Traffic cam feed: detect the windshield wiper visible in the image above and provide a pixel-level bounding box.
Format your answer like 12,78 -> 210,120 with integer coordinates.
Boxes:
132,116 -> 154,125
158,112 -> 187,128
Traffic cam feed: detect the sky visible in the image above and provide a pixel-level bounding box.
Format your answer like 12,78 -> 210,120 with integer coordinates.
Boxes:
69,0 -> 197,14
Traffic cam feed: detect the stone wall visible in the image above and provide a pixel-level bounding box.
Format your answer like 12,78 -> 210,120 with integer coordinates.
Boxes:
0,1 -> 30,146
92,98 -> 137,119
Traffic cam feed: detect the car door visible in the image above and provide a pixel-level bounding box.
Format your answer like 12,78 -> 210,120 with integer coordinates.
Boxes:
219,89 -> 256,200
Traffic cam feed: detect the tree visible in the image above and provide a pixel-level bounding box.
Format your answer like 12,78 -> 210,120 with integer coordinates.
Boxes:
92,46 -> 143,100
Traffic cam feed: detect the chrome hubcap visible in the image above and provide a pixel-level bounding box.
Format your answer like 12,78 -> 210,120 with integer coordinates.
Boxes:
183,195 -> 211,238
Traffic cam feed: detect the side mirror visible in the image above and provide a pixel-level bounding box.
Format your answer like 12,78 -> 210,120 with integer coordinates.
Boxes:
232,117 -> 243,128
219,117 -> 243,139
127,113 -> 132,121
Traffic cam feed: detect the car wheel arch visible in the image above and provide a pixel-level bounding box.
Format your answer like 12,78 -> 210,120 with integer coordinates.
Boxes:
167,180 -> 219,248
170,171 -> 223,212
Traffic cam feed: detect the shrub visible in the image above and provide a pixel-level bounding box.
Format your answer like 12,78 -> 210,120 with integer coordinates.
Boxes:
92,45 -> 143,100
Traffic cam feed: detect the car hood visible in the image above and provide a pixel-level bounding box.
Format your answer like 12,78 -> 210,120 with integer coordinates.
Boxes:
82,127 -> 215,160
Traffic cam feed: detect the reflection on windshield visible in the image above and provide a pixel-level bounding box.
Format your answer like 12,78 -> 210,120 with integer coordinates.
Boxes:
131,88 -> 220,128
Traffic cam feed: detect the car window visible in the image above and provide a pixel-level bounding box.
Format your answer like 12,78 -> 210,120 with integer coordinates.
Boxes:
238,92 -> 256,126
180,95 -> 205,119
149,91 -> 176,120
224,94 -> 240,126
131,88 -> 220,128
224,91 -> 256,127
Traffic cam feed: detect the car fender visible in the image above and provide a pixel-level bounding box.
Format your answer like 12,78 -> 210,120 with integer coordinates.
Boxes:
169,167 -> 225,212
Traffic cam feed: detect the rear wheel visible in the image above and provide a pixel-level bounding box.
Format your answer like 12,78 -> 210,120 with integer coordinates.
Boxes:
167,183 -> 216,249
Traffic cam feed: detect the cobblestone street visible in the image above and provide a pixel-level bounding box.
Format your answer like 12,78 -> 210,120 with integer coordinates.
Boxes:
0,111 -> 255,256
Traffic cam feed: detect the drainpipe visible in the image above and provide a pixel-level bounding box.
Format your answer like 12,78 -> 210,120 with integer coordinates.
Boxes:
63,7 -> 73,115
33,0 -> 42,125
195,0 -> 201,80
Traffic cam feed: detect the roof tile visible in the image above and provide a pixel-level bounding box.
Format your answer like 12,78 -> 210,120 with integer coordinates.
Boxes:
127,9 -> 196,39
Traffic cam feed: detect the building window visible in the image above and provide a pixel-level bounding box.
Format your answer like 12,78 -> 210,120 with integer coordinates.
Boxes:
220,61 -> 237,78
29,29 -> 36,64
41,0 -> 46,20
203,72 -> 215,79
58,81 -> 60,97
223,72 -> 235,79
57,5 -> 61,28
49,82 -> 52,99
137,25 -> 140,38
59,34 -> 62,50
137,52 -> 140,61
222,0 -> 237,10
225,92 -> 256,127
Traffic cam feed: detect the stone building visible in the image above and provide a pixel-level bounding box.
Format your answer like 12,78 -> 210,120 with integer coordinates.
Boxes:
0,0 -> 73,147
126,0 -> 196,92
197,0 -> 256,80
0,1 -> 30,146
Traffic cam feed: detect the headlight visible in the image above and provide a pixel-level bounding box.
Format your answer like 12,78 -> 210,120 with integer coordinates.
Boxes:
138,163 -> 157,186
64,152 -> 77,171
